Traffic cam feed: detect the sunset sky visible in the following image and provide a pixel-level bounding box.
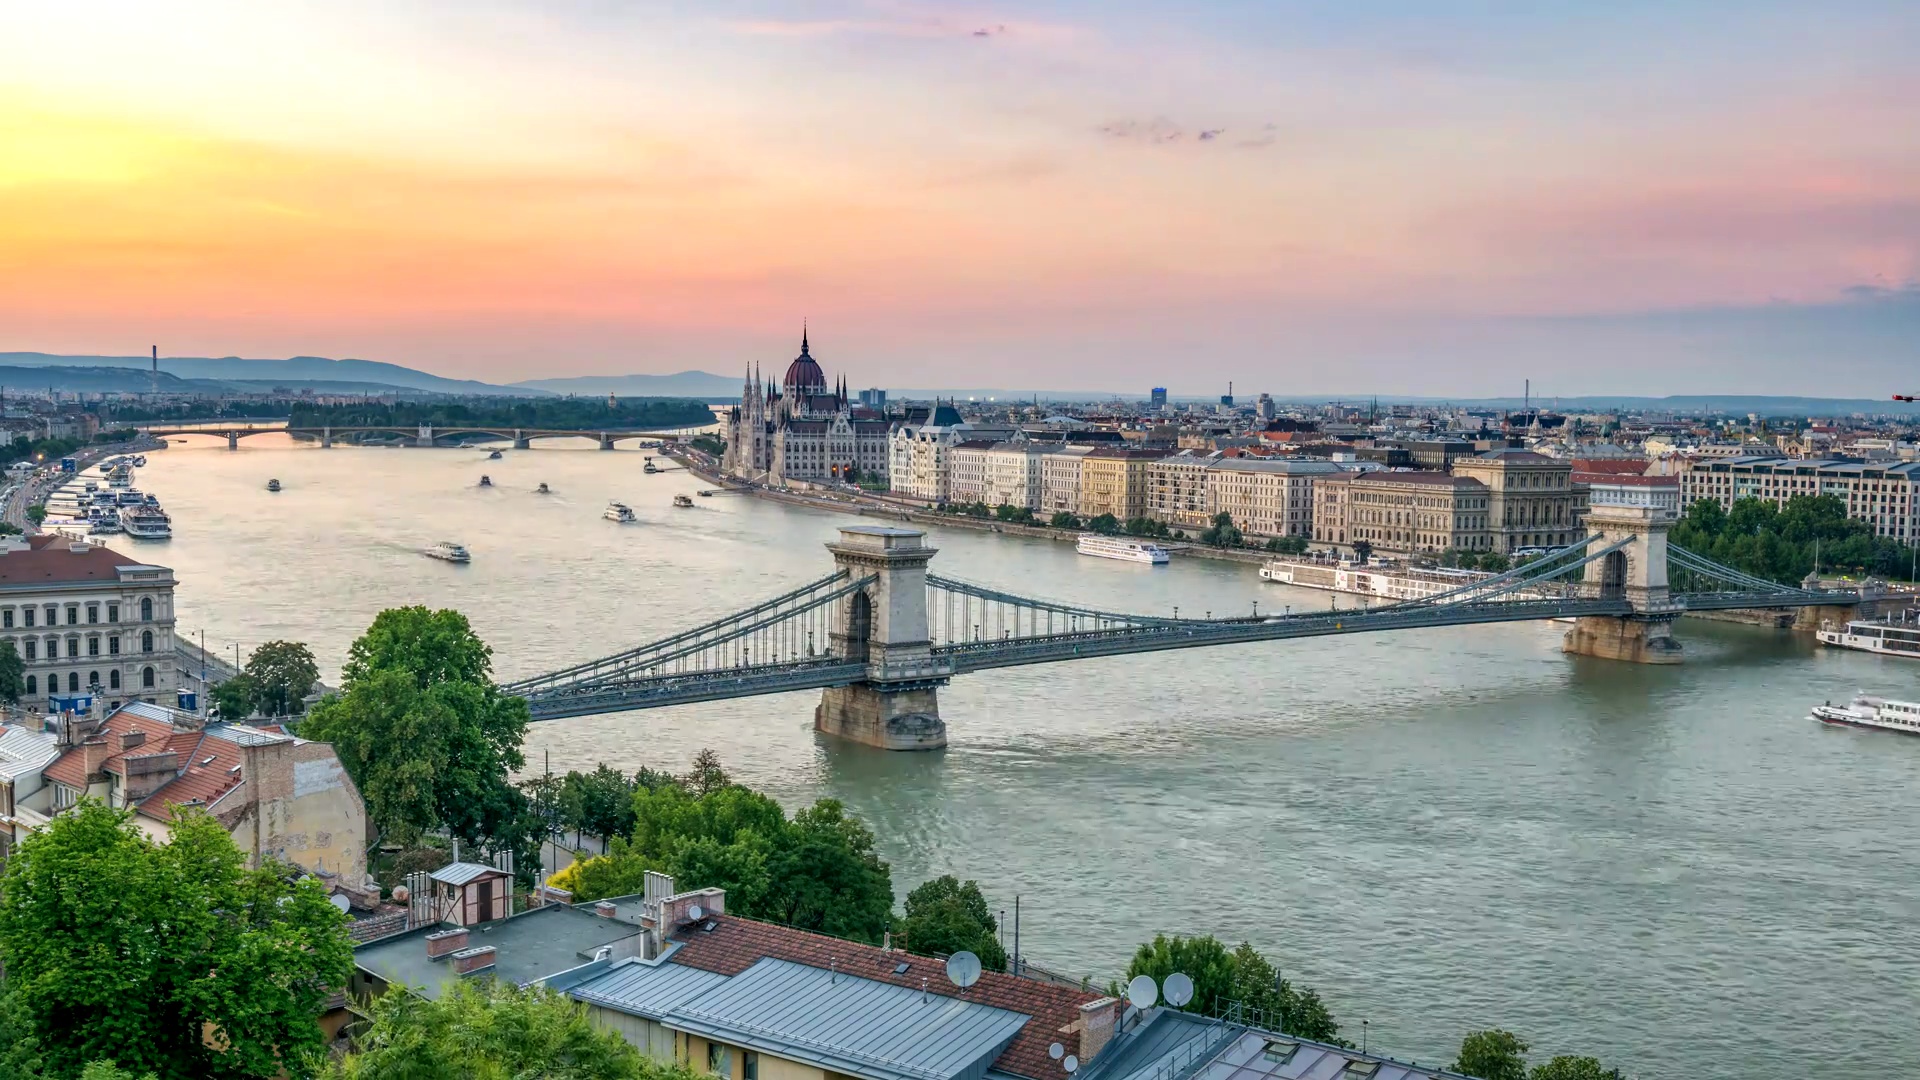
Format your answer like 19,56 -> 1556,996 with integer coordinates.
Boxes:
2,0 -> 1915,396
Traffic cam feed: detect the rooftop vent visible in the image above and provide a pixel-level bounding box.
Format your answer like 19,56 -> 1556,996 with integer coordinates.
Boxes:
425,928 -> 470,959
200,755 -> 216,766
450,946 -> 497,975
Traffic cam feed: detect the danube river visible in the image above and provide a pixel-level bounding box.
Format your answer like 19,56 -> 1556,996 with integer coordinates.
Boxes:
131,436 -> 1915,1078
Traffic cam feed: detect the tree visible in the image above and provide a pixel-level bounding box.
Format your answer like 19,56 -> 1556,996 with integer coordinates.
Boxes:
1529,1057 -> 1623,1080
1088,513 -> 1120,535
1352,539 -> 1373,563
210,673 -> 258,720
900,876 -> 1008,971
685,748 -> 729,797
763,799 -> 895,942
244,640 -> 320,716
1224,941 -> 1341,1043
1199,512 -> 1243,549
559,763 -> 642,840
0,801 -> 353,1079
1266,536 -> 1308,555
1125,934 -> 1237,1015
326,979 -> 690,1080
23,504 -> 45,525
1451,1030 -> 1530,1080
1125,935 -> 1342,1043
0,639 -> 22,704
1479,551 -> 1512,572
82,1066 -> 158,1080
1049,511 -> 1082,530
301,608 -> 531,864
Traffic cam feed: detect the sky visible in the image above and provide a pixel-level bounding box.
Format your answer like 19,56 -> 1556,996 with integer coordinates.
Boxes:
1,0 -> 1916,397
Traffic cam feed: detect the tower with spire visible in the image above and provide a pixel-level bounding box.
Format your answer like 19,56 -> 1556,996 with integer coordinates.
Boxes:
722,323 -> 890,485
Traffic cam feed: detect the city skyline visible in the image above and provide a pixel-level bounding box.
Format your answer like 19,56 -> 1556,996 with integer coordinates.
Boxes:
2,0 -> 1915,395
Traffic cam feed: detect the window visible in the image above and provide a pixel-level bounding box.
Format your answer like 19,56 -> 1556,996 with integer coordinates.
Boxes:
19,608 -> 29,628
41,607 -> 53,627
706,1043 -> 731,1077
65,606 -> 77,626
22,640 -> 33,661
86,604 -> 98,624
66,639 -> 79,659
24,675 -> 33,695
67,672 -> 79,693
743,1052 -> 757,1080
1,610 -> 10,629
141,630 -> 153,653
140,598 -> 153,621
87,671 -> 99,690
109,636 -> 119,655
109,670 -> 120,690
141,666 -> 155,688
87,636 -> 99,657
107,604 -> 118,623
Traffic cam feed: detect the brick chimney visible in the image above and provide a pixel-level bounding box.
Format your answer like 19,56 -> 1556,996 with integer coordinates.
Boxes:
78,738 -> 111,780
1078,997 -> 1120,1065
594,901 -> 618,919
450,946 -> 496,975
119,729 -> 144,751
425,928 -> 469,959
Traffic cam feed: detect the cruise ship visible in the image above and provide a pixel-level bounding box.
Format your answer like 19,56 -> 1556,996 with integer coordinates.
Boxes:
1260,557 -> 1493,602
1076,534 -> 1169,565
119,506 -> 172,539
1816,615 -> 1920,659
424,540 -> 471,563
1811,693 -> 1920,735
604,501 -> 637,523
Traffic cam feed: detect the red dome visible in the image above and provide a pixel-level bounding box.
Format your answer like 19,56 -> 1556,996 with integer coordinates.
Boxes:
782,329 -> 826,395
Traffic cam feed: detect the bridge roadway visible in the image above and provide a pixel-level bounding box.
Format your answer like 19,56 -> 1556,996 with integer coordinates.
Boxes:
140,421 -> 701,448
520,594 -> 1645,720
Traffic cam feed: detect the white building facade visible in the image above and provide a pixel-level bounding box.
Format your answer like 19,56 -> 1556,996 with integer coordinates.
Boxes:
1038,446 -> 1095,516
0,535 -> 178,713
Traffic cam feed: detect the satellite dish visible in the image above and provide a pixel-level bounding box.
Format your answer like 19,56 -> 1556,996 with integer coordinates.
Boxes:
1064,1056 -> 1079,1074
946,950 -> 983,989
1163,972 -> 1195,1007
328,894 -> 352,913
1049,1044 -> 1065,1061
1126,974 -> 1159,1009
688,904 -> 704,921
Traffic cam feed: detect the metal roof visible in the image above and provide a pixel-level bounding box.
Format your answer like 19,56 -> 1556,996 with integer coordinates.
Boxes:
0,725 -> 59,780
567,957 -> 729,1019
430,861 -> 508,886
664,958 -> 1030,1080
1081,1010 -> 1476,1080
353,904 -> 643,1000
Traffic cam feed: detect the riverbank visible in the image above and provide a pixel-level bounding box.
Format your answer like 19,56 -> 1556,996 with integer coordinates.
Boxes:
3,435 -> 168,533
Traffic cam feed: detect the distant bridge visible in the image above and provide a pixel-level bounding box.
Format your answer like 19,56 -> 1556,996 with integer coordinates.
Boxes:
503,499 -> 1882,749
141,421 -> 704,450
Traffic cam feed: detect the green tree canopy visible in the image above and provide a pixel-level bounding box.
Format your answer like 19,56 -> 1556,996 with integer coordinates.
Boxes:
326,979 -> 694,1080
244,639 -> 320,716
302,608 -> 531,866
0,801 -> 353,1080
1049,511 -> 1082,530
1200,512 -> 1244,548
0,639 -> 22,704
1125,935 -> 1342,1044
1088,513 -> 1120,534
210,673 -> 257,720
1125,934 -> 1237,1015
1451,1030 -> 1530,1080
1672,493 -> 1918,583
900,876 -> 1007,972
1528,1057 -> 1623,1080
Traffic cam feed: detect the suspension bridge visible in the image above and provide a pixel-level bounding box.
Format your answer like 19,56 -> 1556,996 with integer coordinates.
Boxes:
502,498 -> 1881,749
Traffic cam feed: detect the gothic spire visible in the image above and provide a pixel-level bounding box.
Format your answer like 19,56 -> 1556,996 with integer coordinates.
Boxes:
801,320 -> 810,357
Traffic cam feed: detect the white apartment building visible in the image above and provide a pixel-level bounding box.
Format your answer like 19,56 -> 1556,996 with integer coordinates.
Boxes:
1039,447 -> 1095,517
0,535 -> 179,712
1681,456 -> 1920,542
979,440 -> 1044,510
1146,452 -> 1219,530
946,440 -> 997,505
886,406 -> 1015,505
1209,458 -> 1347,538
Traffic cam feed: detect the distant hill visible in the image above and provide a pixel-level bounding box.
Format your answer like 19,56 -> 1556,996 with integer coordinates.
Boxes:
511,371 -> 743,399
0,365 -> 235,395
0,352 -> 539,397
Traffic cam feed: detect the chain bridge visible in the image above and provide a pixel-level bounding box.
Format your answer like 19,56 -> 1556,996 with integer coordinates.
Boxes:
505,500 -> 1873,749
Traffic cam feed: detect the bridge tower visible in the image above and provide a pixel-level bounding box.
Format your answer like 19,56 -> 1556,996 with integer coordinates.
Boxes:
815,526 -> 951,750
1561,500 -> 1685,664
226,432 -> 238,450
417,424 -> 435,448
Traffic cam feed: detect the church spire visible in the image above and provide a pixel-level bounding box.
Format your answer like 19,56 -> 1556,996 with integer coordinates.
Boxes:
801,321 -> 810,357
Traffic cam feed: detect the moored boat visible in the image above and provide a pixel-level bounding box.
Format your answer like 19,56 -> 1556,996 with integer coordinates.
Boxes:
1816,615 -> 1920,659
119,506 -> 172,539
267,479 -> 281,492
536,482 -> 551,494
488,449 -> 503,460
1077,534 -> 1169,565
1812,693 -> 1920,735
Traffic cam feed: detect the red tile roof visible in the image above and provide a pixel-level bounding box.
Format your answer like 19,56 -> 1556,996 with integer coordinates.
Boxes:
668,915 -> 1104,1080
41,708 -> 249,821
41,709 -> 178,789
0,534 -> 147,587
1569,459 -> 1652,476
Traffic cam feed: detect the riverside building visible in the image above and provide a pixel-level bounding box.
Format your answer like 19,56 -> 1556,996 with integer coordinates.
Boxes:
0,535 -> 177,712
1450,449 -> 1580,553
1680,456 -> 1920,542
1313,472 -> 1493,555
722,330 -> 893,487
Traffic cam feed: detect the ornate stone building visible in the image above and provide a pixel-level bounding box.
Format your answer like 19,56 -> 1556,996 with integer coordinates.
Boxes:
722,330 -> 893,486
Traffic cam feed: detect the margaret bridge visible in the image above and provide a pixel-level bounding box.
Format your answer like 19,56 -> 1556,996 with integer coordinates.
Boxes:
502,499 -> 1889,749
139,421 -> 703,450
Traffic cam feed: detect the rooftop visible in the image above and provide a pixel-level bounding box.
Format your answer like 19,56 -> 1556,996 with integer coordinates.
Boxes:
1352,471 -> 1485,489
0,534 -> 169,588
1081,1009 -> 1476,1080
354,903 -> 644,1000
0,724 -> 59,781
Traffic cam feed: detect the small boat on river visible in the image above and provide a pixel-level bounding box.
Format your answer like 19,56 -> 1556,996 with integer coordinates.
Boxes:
536,482 -> 551,494
267,479 -> 281,492
673,494 -> 694,508
424,540 -> 471,563
1812,693 -> 1920,736
478,475 -> 493,488
604,501 -> 637,523
488,449 -> 503,460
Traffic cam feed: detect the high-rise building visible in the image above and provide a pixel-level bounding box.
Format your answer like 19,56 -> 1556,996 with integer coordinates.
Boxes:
1255,393 -> 1275,421
858,388 -> 887,409
1149,387 -> 1168,411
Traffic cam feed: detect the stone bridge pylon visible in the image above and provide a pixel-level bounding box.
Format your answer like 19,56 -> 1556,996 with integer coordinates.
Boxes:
815,527 -> 953,750
1561,500 -> 1686,664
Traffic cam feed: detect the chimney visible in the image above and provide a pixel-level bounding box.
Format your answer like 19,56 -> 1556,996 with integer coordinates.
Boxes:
79,738 -> 111,779
450,946 -> 496,975
120,729 -> 145,751
1078,998 -> 1120,1065
594,901 -> 618,919
425,928 -> 469,959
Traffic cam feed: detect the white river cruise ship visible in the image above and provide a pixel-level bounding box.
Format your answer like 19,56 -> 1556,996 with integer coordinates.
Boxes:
1811,694 -> 1920,735
1816,616 -> 1920,660
1260,558 -> 1493,602
1076,534 -> 1169,564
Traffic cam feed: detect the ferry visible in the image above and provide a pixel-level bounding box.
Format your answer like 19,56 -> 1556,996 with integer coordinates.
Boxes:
604,501 -> 637,523
86,508 -> 123,535
1260,557 -> 1493,602
119,506 -> 172,540
697,490 -> 713,498
535,482 -> 551,494
106,466 -> 132,488
1811,693 -> 1920,735
673,494 -> 694,508
1816,616 -> 1920,660
132,455 -> 147,467
116,489 -> 147,507
1077,534 -> 1170,565
267,479 -> 281,492
424,540 -> 471,563
478,475 -> 493,488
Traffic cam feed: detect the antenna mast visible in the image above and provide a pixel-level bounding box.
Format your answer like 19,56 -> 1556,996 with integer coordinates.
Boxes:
150,345 -> 158,399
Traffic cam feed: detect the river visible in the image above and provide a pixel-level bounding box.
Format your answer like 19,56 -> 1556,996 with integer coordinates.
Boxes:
120,435 -> 1918,1078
